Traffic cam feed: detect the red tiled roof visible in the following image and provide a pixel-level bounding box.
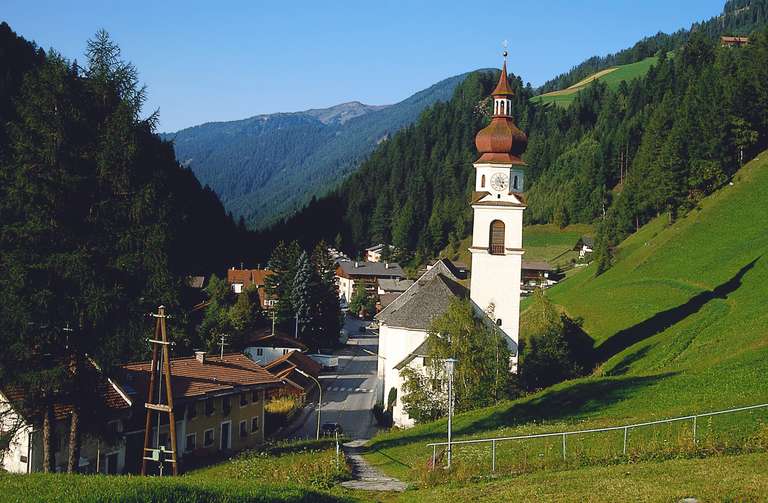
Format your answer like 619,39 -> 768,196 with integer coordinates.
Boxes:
122,353 -> 282,401
2,361 -> 132,421
226,268 -> 273,288
264,351 -> 321,394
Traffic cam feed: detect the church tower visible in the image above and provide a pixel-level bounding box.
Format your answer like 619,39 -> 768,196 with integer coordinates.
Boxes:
469,53 -> 528,357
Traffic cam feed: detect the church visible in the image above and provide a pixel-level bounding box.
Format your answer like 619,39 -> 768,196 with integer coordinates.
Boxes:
376,56 -> 528,427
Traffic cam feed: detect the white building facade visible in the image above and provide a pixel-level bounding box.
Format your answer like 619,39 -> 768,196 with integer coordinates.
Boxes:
376,57 -> 527,427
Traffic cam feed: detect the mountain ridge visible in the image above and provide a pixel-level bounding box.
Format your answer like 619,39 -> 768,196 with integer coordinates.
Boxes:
162,72 -> 469,228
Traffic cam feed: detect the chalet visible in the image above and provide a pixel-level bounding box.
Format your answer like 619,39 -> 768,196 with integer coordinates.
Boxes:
0,362 -> 133,474
721,36 -> 749,47
226,267 -> 276,310
243,327 -> 309,366
365,243 -> 395,263
521,260 -> 556,288
263,351 -> 322,399
335,260 -> 405,304
120,352 -> 282,473
574,235 -> 595,259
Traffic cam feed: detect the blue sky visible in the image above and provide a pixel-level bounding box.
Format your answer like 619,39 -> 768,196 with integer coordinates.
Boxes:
3,0 -> 725,132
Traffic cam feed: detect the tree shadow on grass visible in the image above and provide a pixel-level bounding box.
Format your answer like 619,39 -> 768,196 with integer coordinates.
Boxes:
595,257 -> 760,363
367,372 -> 675,452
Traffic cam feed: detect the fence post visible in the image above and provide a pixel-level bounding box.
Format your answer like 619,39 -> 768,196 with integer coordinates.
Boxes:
692,415 -> 697,447
562,433 -> 566,460
432,445 -> 436,470
623,426 -> 628,456
492,439 -> 496,472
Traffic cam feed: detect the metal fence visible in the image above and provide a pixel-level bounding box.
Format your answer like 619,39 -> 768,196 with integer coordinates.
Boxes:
427,402 -> 768,471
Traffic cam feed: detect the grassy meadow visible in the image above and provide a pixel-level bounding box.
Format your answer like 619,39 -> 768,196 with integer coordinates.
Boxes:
0,439 -> 352,503
532,56 -> 661,107
363,151 -> 768,489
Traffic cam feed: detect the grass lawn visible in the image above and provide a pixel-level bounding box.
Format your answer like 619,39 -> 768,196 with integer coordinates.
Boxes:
0,439 -> 353,503
364,152 -> 768,486
388,452 -> 768,503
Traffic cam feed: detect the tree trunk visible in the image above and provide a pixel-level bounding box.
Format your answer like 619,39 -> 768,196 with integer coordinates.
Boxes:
42,403 -> 55,473
66,353 -> 82,474
66,406 -> 81,473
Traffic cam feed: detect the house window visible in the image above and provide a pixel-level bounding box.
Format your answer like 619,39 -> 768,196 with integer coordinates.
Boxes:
240,420 -> 248,438
204,428 -> 214,447
188,402 -> 197,419
252,391 -> 259,403
497,318 -> 502,326
222,397 -> 232,416
481,174 -> 486,188
513,175 -> 519,190
233,283 -> 243,294
256,348 -> 264,356
240,392 -> 248,407
489,220 -> 505,255
251,416 -> 260,433
205,398 -> 215,416
283,349 -> 289,355
185,433 -> 196,452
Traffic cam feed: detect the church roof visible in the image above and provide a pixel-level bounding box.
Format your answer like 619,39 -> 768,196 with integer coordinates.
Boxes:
377,259 -> 467,331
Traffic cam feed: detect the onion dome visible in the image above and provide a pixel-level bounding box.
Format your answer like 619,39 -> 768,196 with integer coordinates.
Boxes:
475,57 -> 528,165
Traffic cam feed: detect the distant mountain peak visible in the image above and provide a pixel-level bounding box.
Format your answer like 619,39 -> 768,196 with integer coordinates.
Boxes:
303,101 -> 390,125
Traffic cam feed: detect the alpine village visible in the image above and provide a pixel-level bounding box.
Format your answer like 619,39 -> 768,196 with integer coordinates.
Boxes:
1,1 -> 768,501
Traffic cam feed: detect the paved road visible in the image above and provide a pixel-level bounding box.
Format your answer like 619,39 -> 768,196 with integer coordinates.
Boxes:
292,317 -> 380,440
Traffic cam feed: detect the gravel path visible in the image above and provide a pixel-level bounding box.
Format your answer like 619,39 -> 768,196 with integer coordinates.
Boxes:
340,440 -> 407,492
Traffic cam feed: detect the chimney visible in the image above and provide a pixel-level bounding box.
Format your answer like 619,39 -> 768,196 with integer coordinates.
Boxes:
195,351 -> 206,364
355,261 -> 359,268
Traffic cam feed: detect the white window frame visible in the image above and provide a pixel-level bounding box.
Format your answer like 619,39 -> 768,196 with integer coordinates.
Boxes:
203,428 -> 215,447
220,420 -> 232,450
239,419 -> 248,438
185,433 -> 196,452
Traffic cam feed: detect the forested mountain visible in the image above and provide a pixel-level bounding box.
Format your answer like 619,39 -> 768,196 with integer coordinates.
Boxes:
258,0 -> 768,270
162,72 -> 469,228
539,0 -> 768,94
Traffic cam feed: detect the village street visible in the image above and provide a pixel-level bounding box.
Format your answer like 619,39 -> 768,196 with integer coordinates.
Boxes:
291,317 -> 380,440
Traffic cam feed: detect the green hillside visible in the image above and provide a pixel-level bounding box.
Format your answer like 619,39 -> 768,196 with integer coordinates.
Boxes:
363,150 -> 768,487
532,56 -> 660,107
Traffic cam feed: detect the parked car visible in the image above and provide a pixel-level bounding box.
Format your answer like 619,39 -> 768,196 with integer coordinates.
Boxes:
321,422 -> 343,435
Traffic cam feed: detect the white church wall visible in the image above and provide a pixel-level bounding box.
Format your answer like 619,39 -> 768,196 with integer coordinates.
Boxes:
378,324 -> 429,427
471,205 -> 524,250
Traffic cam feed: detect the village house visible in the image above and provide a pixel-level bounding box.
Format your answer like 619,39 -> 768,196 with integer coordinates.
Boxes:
0,361 -> 133,474
263,351 -> 322,400
120,352 -> 282,473
574,235 -> 595,259
226,267 -> 276,309
243,327 -> 309,366
377,57 -> 524,427
721,35 -> 749,47
335,260 -> 405,305
377,277 -> 414,296
365,243 -> 395,263
521,260 -> 556,288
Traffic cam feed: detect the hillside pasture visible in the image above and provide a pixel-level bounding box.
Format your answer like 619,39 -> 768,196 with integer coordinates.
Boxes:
532,56 -> 661,107
364,152 -> 768,484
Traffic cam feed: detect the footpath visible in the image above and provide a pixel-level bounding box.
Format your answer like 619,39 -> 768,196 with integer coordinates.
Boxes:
340,440 -> 407,492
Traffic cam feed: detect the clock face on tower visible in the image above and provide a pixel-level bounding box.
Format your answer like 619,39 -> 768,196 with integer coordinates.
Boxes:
490,173 -> 509,192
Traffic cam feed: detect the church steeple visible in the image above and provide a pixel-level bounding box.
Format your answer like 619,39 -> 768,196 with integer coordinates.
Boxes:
468,51 -> 528,366
474,53 -> 528,165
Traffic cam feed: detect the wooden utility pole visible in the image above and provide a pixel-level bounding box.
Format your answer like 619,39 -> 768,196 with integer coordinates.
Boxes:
141,306 -> 178,476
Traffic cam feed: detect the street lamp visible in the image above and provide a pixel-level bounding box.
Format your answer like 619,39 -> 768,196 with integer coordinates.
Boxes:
443,357 -> 458,469
296,368 -> 322,440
